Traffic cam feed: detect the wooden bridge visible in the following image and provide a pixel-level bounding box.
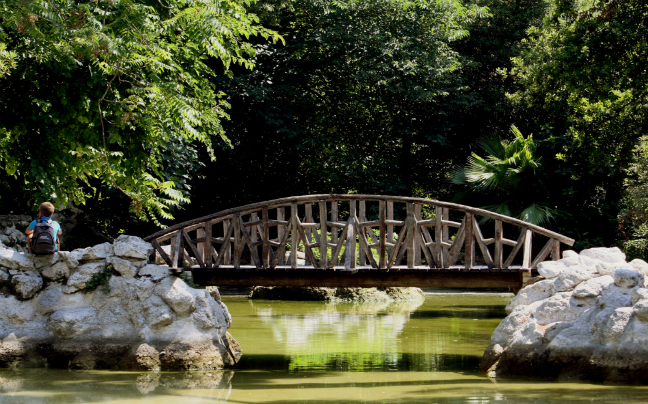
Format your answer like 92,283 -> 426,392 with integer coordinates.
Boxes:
144,195 -> 575,292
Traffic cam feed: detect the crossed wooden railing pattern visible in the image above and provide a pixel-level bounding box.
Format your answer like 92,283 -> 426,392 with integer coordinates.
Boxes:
143,195 -> 575,272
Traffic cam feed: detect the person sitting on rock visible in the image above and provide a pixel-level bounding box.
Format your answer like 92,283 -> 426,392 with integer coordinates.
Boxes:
25,202 -> 62,254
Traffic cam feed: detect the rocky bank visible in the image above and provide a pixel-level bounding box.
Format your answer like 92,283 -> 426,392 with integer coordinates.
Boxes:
481,247 -> 648,383
0,235 -> 239,370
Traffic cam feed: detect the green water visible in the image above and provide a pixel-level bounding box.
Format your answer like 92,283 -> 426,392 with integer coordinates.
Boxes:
3,293 -> 648,403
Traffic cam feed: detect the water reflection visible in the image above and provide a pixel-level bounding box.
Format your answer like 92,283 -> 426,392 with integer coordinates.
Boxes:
251,299 -> 429,371
0,369 -> 234,403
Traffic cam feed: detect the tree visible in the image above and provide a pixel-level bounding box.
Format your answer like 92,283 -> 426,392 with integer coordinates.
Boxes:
176,0 -> 488,222
0,0 -> 280,224
507,0 -> 648,246
450,125 -> 554,225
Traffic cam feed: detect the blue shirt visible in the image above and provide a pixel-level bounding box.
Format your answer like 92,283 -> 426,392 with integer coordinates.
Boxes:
29,217 -> 61,251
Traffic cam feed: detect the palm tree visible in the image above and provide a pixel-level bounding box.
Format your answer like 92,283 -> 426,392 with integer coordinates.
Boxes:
450,125 -> 554,226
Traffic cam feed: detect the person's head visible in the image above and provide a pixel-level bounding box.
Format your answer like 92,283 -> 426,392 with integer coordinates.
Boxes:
38,202 -> 55,218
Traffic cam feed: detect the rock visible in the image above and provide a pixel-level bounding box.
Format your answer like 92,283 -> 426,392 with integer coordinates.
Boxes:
633,300 -> 648,322
505,279 -> 554,314
0,268 -> 9,284
138,264 -> 169,277
207,286 -> 221,303
154,277 -> 195,315
108,256 -> 137,278
58,251 -> 79,269
630,259 -> 648,277
47,307 -> 98,339
482,246 -> 648,383
12,271 -> 43,299
632,288 -> 648,305
592,307 -> 633,344
32,253 -> 60,269
562,250 -> 578,259
40,261 -> 70,281
537,261 -> 566,279
614,269 -> 644,288
0,249 -> 34,271
113,235 -> 153,260
67,261 -> 106,289
0,296 -> 34,323
77,242 -> 113,261
572,275 -> 613,298
580,247 -> 626,263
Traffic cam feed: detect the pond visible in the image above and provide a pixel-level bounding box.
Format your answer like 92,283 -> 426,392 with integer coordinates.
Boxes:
2,292 -> 648,403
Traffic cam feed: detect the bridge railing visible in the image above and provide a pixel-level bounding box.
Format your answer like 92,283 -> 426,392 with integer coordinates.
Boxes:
143,195 -> 575,272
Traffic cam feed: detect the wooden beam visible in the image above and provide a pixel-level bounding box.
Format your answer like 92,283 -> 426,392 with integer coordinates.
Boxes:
152,239 -> 172,267
330,218 -> 350,268
522,230 -> 533,269
277,207 -> 285,265
348,200 -> 357,269
359,201 -> 367,266
193,270 -> 523,290
204,221 -> 213,268
214,220 -> 235,268
464,212 -> 474,270
503,229 -> 527,269
415,204 -> 422,266
171,231 -> 182,268
331,202 -> 339,244
291,203 -> 299,270
531,238 -> 557,268
319,200 -> 328,269
270,221 -> 292,268
494,220 -> 503,268
379,200 -> 386,268
551,239 -> 560,261
473,216 -> 494,268
182,229 -> 205,268
448,219 -> 466,267
262,207 -> 270,268
435,206 -> 443,268
238,215 -> 263,269
387,201 -> 394,243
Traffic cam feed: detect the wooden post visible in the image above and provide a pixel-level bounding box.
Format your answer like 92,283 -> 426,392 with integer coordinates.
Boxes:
359,201 -> 367,266
464,213 -> 474,270
319,200 -> 328,269
494,220 -> 503,268
291,203 -> 299,269
262,207 -> 270,268
387,201 -> 394,243
379,200 -> 386,269
204,221 -> 213,268
197,228 -> 205,262
406,203 -> 415,269
414,204 -> 422,266
170,232 -> 178,267
331,202 -> 339,244
233,214 -> 241,269
344,217 -> 355,270
435,206 -> 444,268
522,230 -> 532,269
250,213 -> 258,243
442,208 -> 450,265
223,220 -> 231,265
304,204 -> 312,266
277,207 -> 285,265
551,239 -> 560,260
349,200 -> 357,269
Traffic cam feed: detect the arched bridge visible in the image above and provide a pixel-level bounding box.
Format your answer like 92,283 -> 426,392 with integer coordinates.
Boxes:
144,195 -> 575,292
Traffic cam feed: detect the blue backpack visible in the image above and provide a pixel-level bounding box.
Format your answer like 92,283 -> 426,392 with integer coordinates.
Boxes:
31,218 -> 56,254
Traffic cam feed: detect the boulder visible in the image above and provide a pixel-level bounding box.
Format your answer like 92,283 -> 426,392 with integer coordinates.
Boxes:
67,261 -> 106,289
12,271 -> 43,299
0,249 -> 34,271
580,247 -> 626,263
47,307 -> 98,339
40,261 -> 70,281
614,268 -> 644,288
108,256 -> 137,278
113,235 -> 153,260
482,249 -> 648,383
139,264 -> 169,277
537,261 -> 565,279
154,277 -> 195,315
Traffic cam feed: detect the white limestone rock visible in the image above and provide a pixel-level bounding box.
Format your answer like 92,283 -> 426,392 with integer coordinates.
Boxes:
537,261 -> 566,279
12,271 -> 43,299
562,250 -> 578,259
0,249 -> 34,271
154,277 -> 195,315
505,279 -> 554,314
0,295 -> 34,324
573,275 -> 614,299
108,256 -> 137,278
113,235 -> 153,260
580,246 -> 626,263
47,307 -> 98,339
40,261 -> 70,281
138,264 -> 169,277
630,259 -> 648,277
67,261 -> 106,289
0,268 -> 9,284
481,246 -> 648,383
76,242 -> 113,261
32,253 -> 61,269
614,268 -> 644,288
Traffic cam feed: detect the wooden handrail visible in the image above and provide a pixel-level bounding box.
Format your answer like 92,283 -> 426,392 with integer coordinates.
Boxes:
144,194 -> 575,272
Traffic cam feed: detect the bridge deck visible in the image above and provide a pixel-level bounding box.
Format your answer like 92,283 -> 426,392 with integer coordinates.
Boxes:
187,265 -> 530,291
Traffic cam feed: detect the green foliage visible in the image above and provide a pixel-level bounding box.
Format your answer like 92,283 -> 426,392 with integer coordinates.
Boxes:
507,0 -> 648,245
0,0 -> 280,224
82,267 -> 117,294
180,272 -> 200,288
450,126 -> 554,226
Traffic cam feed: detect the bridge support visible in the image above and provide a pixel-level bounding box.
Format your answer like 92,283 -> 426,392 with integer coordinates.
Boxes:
192,268 -> 523,291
